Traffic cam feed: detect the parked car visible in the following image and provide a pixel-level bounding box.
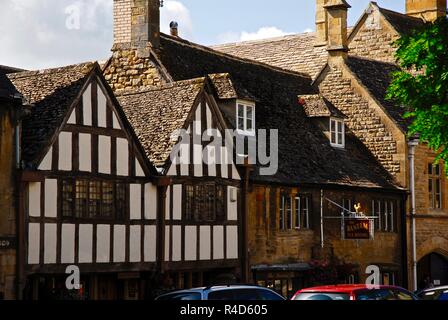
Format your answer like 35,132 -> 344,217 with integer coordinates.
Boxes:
416,286 -> 448,300
291,284 -> 418,301
155,285 -> 286,301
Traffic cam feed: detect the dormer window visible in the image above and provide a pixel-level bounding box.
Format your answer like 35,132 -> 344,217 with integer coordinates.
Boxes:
236,101 -> 255,135
330,118 -> 345,148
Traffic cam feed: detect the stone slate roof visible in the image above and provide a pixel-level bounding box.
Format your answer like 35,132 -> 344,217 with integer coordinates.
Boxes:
8,62 -> 95,166
208,73 -> 255,101
300,94 -> 346,118
378,6 -> 426,36
346,56 -> 410,131
116,78 -> 204,167
147,34 -> 399,189
213,32 -> 328,79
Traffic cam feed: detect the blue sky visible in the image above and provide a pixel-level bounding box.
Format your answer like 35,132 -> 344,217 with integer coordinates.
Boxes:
184,0 -> 405,44
0,0 -> 405,70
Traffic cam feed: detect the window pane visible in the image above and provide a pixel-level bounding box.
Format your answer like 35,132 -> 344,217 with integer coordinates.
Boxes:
337,121 -> 343,134
303,197 -> 309,229
62,180 -> 74,217
238,105 -> 245,118
116,183 -> 126,220
429,178 -> 434,208
238,117 -> 245,131
295,197 -> 301,228
286,197 -> 292,230
75,180 -> 88,218
279,197 -> 285,230
102,182 -> 114,218
185,185 -> 194,221
216,185 -> 225,221
428,164 -> 433,175
205,184 -> 215,221
246,106 -> 254,131
89,181 -> 101,218
331,132 -> 336,144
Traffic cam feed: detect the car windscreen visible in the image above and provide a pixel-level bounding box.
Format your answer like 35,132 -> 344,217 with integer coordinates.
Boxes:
156,292 -> 202,301
418,289 -> 448,301
292,292 -> 350,301
356,289 -> 396,300
208,288 -> 284,300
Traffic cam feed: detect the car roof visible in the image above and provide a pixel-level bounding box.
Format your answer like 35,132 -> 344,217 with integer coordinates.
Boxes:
298,284 -> 403,293
419,285 -> 448,293
156,284 -> 275,298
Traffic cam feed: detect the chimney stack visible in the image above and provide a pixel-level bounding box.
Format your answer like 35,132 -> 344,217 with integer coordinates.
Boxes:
170,21 -> 179,37
315,0 -> 329,46
113,0 -> 161,49
324,0 -> 351,58
406,0 -> 447,22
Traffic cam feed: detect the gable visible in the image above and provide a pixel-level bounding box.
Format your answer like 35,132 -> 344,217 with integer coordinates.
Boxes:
348,5 -> 401,64
167,91 -> 241,180
38,74 -> 149,178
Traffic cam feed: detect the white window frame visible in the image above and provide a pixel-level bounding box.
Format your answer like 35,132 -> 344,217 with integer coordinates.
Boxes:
330,118 -> 345,148
280,195 -> 293,231
236,100 -> 256,136
295,196 -> 310,230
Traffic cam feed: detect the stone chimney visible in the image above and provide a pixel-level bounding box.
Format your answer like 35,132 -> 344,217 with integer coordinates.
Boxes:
170,21 -> 179,37
324,0 -> 351,58
406,0 -> 447,22
113,0 -> 161,49
315,0 -> 329,46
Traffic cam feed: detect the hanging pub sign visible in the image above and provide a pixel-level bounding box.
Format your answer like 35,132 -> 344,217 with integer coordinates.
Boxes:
0,237 -> 16,250
344,219 -> 372,240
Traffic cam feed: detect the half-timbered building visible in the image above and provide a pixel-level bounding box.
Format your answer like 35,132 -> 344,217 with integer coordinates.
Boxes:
116,78 -> 243,290
8,62 -> 163,299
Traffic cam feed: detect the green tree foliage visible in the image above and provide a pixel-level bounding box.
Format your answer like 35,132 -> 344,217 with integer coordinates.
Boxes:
387,17 -> 448,167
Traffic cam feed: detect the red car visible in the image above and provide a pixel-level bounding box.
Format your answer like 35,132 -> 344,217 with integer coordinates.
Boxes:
291,284 -> 418,301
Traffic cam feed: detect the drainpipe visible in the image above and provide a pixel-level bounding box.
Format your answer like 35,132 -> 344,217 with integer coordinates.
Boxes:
320,189 -> 324,248
408,137 -> 419,291
240,159 -> 253,284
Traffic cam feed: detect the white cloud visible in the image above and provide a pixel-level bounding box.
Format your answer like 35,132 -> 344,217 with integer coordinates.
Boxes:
0,0 -> 113,70
303,28 -> 313,33
0,0 -> 193,70
217,26 -> 293,44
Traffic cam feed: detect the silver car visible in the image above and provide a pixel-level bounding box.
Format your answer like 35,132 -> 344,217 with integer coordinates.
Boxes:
155,285 -> 285,301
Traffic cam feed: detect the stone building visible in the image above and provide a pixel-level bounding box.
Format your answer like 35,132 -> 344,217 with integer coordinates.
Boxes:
104,0 -> 408,298
215,0 -> 448,290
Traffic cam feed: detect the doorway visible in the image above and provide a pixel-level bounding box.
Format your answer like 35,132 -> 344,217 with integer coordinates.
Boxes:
417,252 -> 448,290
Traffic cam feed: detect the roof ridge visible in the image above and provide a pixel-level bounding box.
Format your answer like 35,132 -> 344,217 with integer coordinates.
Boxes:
117,77 -> 206,97
161,33 -> 312,80
212,32 -> 317,48
377,5 -> 425,23
8,61 -> 95,80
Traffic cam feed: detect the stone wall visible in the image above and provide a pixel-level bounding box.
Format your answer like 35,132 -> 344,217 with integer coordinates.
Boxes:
248,185 -> 404,284
319,65 -> 402,177
413,144 -> 448,215
348,8 -> 400,64
104,45 -> 167,93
